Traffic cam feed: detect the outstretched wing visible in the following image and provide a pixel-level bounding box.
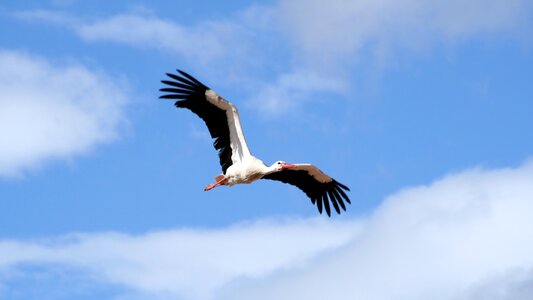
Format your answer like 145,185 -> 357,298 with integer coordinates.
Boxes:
160,70 -> 252,174
262,164 -> 351,216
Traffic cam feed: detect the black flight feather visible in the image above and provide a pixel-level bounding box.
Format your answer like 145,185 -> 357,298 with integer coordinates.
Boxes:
160,70 -> 234,173
262,169 -> 351,216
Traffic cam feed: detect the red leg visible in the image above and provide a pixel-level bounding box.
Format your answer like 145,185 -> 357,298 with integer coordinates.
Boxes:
204,177 -> 227,191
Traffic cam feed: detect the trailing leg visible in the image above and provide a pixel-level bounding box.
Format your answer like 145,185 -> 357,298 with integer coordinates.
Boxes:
204,177 -> 227,191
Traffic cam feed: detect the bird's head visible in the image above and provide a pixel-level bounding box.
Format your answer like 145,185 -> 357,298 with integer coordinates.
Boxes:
272,161 -> 296,172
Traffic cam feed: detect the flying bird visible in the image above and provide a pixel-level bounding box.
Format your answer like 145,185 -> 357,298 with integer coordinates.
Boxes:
160,70 -> 351,216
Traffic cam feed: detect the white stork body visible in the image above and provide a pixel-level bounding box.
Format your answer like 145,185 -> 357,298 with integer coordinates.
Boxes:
204,88 -> 269,187
224,158 -> 268,185
160,70 -> 351,216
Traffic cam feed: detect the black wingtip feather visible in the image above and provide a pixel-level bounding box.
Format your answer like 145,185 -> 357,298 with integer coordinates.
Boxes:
161,80 -> 199,91
323,194 -> 331,217
165,72 -> 200,89
331,189 -> 346,212
159,94 -> 189,100
159,88 -> 195,94
335,185 -> 351,204
328,190 -> 341,214
335,180 -> 350,191
177,69 -> 208,89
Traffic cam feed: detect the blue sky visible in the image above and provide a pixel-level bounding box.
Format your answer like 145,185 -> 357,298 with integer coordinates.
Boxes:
1,0 -> 533,299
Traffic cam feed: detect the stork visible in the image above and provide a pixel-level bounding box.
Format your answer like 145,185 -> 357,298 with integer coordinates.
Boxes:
160,70 -> 351,216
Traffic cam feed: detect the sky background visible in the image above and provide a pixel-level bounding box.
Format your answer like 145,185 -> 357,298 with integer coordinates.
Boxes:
1,0 -> 533,299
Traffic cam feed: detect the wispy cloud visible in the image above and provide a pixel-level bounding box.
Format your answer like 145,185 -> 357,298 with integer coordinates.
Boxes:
2,161 -> 533,299
13,0 -> 533,116
247,69 -> 348,116
14,9 -> 77,26
252,0 -> 533,116
15,8 -> 263,70
0,50 -> 128,177
77,14 -> 233,65
278,0 -> 533,65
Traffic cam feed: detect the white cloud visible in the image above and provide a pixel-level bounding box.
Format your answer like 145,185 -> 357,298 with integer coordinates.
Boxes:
248,0 -> 533,115
2,161 -> 533,299
0,50 -> 128,177
0,218 -> 361,299
278,0 -> 533,65
227,160 -> 533,300
248,69 -> 348,117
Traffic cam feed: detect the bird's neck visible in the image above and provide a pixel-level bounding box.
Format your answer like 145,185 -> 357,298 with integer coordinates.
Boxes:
262,164 -> 279,176
240,158 -> 277,177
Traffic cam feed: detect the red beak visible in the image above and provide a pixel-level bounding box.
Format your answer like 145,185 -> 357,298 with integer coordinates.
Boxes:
281,163 -> 296,170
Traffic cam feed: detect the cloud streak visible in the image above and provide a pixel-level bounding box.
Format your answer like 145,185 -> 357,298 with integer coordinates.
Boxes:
0,50 -> 128,177
14,1 -> 533,116
278,0 -> 533,64
77,14 -> 235,66
2,161 -> 533,299
247,69 -> 348,116
15,8 -> 262,70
